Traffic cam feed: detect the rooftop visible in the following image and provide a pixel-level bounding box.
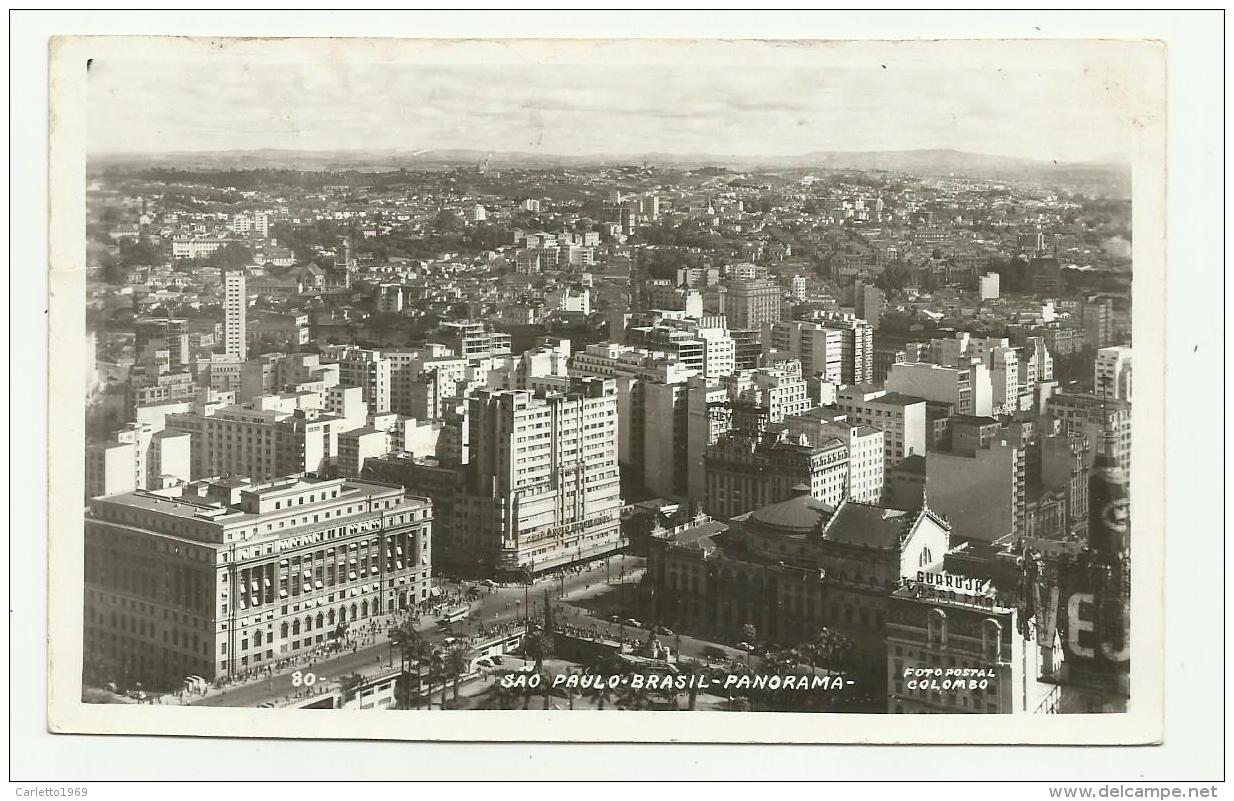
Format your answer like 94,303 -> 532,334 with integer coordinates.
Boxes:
739,493 -> 836,534
874,391 -> 927,407
822,501 -> 916,549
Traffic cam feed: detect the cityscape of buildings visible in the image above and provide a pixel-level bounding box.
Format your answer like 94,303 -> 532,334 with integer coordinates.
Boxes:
81,153 -> 1133,714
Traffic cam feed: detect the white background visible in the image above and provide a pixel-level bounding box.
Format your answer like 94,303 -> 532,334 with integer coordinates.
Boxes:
7,7 -> 1226,783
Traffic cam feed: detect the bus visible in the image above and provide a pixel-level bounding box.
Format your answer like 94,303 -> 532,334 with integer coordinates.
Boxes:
440,607 -> 469,626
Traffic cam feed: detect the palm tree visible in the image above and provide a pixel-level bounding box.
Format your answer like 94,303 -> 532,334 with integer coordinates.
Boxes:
409,639 -> 436,710
422,646 -> 448,710
679,662 -> 702,711
482,670 -> 524,709
616,681 -> 651,711
585,675 -> 619,710
387,621 -> 421,709
444,644 -> 470,704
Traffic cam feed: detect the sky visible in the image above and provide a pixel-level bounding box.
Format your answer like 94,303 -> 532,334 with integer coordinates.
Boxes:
86,42 -> 1146,163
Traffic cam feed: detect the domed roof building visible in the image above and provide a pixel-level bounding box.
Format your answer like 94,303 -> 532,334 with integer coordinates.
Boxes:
647,486 -> 951,695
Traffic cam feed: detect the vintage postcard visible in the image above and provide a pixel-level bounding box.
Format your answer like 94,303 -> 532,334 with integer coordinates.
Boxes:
46,35 -> 1166,744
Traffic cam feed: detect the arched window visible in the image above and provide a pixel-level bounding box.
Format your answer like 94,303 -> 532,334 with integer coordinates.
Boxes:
361,600 -> 369,618
918,546 -> 934,568
982,619 -> 1003,661
327,609 -> 336,626
303,615 -> 312,632
280,622 -> 289,639
338,607 -> 347,624
291,620 -> 300,636
928,609 -> 948,647
254,630 -> 263,647
315,613 -> 324,629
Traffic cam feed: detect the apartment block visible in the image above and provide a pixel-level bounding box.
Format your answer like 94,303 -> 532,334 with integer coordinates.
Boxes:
834,384 -> 928,467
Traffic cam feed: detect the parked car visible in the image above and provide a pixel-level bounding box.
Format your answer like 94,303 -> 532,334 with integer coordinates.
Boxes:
608,614 -> 623,623
490,655 -> 504,665
475,657 -> 493,668
654,626 -> 673,636
736,641 -> 755,652
624,618 -> 643,629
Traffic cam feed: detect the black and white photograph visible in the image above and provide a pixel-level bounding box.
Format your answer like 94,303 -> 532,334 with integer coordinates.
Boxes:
13,10 -> 1224,789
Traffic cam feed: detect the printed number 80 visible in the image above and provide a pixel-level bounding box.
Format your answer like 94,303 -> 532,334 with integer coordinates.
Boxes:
292,670 -> 317,687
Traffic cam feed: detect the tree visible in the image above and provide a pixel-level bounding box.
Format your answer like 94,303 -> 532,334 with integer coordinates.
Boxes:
521,624 -> 556,710
364,311 -> 406,347
387,621 -> 429,709
483,671 -> 524,709
338,673 -> 366,706
117,236 -> 163,269
432,648 -> 449,710
432,209 -> 463,235
443,644 -> 470,704
875,262 -> 911,295
209,242 -> 254,271
585,675 -> 619,710
810,627 -> 855,673
741,622 -> 758,645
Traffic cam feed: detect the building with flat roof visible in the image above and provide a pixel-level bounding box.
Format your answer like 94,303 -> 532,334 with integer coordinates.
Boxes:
1094,345 -> 1132,402
886,360 -> 992,417
801,310 -> 874,385
1045,392 -> 1131,476
223,271 -> 247,362
83,475 -> 432,689
703,429 -> 848,521
834,384 -> 927,467
463,377 -> 625,578
769,320 -> 843,384
725,278 -> 782,333
427,320 -> 512,360
785,408 -> 886,503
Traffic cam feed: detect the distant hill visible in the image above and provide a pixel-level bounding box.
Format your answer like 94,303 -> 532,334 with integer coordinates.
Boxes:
90,147 -> 1129,184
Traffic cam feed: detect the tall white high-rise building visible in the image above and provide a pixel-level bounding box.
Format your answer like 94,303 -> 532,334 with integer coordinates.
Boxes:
980,272 -> 1000,301
223,271 -> 247,361
464,377 -> 624,578
769,320 -> 844,384
1094,345 -> 1132,401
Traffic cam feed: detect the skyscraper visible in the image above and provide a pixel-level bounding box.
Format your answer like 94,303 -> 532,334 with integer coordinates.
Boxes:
223,270 -> 247,361
463,377 -> 625,578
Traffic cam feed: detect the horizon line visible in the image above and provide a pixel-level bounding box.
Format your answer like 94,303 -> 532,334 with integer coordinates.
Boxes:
87,146 -> 1130,169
